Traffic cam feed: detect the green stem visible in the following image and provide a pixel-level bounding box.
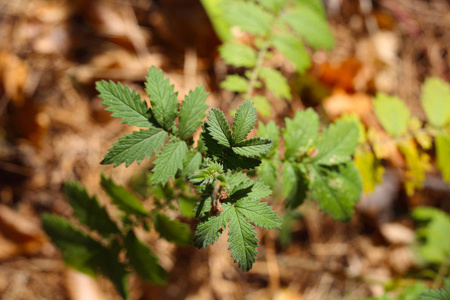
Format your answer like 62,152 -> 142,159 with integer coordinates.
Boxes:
246,39 -> 270,98
433,254 -> 449,289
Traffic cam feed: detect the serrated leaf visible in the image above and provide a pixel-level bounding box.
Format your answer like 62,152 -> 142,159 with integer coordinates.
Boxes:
41,214 -> 129,299
232,137 -> 273,158
64,182 -> 119,237
220,75 -> 249,93
374,93 -> 410,137
282,5 -> 334,50
257,121 -> 280,157
223,148 -> 263,170
312,119 -> 359,165
124,230 -> 167,285
182,151 -> 202,177
152,140 -> 188,185
226,207 -> 259,271
282,162 -> 308,208
310,163 -> 362,221
419,288 -> 450,300
222,1 -> 274,35
145,66 -> 179,130
235,198 -> 280,229
232,99 -> 257,144
100,174 -> 149,216
272,32 -> 311,73
153,212 -> 192,246
354,149 -> 384,194
259,67 -> 291,100
206,109 -> 232,147
436,134 -> 450,184
252,95 -> 271,117
193,203 -> 232,248
283,108 -> 319,159
420,77 -> 450,128
96,80 -> 152,128
179,86 -> 209,139
101,128 -> 167,167
219,42 -> 257,67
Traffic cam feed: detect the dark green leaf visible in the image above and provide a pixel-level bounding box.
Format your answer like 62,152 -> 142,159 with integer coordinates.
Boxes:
153,212 -> 192,246
207,109 -> 232,147
179,86 -> 209,139
152,140 -> 188,185
232,99 -> 258,144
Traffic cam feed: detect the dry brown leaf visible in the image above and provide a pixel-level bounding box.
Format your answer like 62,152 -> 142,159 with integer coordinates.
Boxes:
0,52 -> 29,106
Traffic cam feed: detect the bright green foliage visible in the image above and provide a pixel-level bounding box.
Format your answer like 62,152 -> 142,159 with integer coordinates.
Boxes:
179,86 -> 209,140
436,134 -> 450,184
421,77 -> 450,128
221,1 -> 273,35
182,151 -> 203,177
272,32 -> 310,73
145,66 -> 179,130
252,95 -> 271,117
232,100 -> 257,144
64,182 -> 119,236
413,207 -> 450,264
283,108 -> 319,159
220,75 -> 249,93
374,93 -> 410,137
152,140 -> 188,185
96,80 -> 152,128
312,119 -> 359,165
232,137 -> 273,157
190,161 -> 224,185
101,174 -> 149,216
220,43 -> 257,68
206,109 -> 233,147
419,279 -> 450,300
153,212 -> 192,246
257,120 -> 280,157
101,129 -> 167,167
258,67 -> 292,100
124,231 -> 167,285
199,0 -> 232,41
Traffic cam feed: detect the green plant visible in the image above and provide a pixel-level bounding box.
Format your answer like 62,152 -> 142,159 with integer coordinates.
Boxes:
203,0 -> 334,116
42,67 -> 362,298
353,77 -> 450,195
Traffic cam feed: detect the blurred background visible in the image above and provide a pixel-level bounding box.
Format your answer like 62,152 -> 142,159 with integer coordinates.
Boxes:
0,0 -> 449,299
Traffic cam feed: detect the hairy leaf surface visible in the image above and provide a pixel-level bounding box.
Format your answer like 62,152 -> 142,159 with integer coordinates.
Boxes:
232,99 -> 258,144
179,86 -> 209,139
152,140 -> 188,185
207,109 -> 232,147
232,137 -> 273,158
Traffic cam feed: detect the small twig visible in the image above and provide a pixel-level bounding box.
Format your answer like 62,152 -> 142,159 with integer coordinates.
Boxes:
209,181 -> 223,216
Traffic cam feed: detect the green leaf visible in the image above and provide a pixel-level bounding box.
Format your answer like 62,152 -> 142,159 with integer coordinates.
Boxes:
206,109 -> 232,147
235,198 -> 280,229
199,0 -> 232,41
222,1 -> 274,35
436,134 -> 450,184
283,108 -> 319,159
96,80 -> 152,128
223,148 -> 262,170
272,32 -> 311,73
182,151 -> 203,177
219,42 -> 257,67
232,99 -> 257,144
419,283 -> 450,300
254,0 -> 285,12
420,77 -> 450,128
257,159 -> 278,188
145,66 -> 179,130
152,140 -> 188,185
282,162 -> 308,208
193,203 -> 232,247
312,119 -> 359,165
232,137 -> 273,158
259,67 -> 291,100
41,214 -> 129,299
153,212 -> 192,246
310,163 -> 362,221
374,93 -> 410,137
257,120 -> 280,157
101,128 -> 167,167
226,208 -> 259,271
220,75 -> 249,93
282,5 -> 334,50
124,230 -> 167,285
64,182 -> 119,237
252,95 -> 271,117
179,86 -> 209,139
100,174 -> 149,216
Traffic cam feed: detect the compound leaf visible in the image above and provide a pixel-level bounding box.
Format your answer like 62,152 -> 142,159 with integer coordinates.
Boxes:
101,129 -> 167,167
232,99 -> 258,144
96,80 -> 152,128
206,109 -> 232,147
179,86 -> 209,139
193,203 -> 232,248
235,198 -> 280,229
283,108 -> 319,159
220,42 -> 257,68
220,75 -> 249,93
259,67 -> 291,100
436,134 -> 450,184
421,77 -> 450,128
312,119 -> 359,165
64,182 -> 119,237
41,214 -> 129,299
282,5 -> 334,50
222,1 -> 274,35
145,66 -> 179,130
374,93 -> 410,137
232,137 -> 273,158
125,230 -> 167,285
100,174 -> 149,216
310,163 -> 362,221
153,212 -> 192,246
272,32 -> 311,73
152,140 -> 188,185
